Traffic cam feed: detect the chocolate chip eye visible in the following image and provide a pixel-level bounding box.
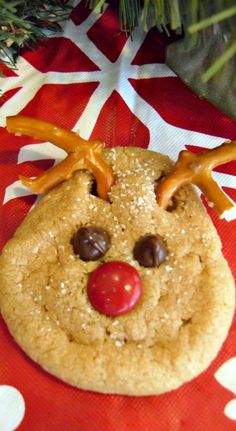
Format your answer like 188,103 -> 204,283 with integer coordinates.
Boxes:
72,226 -> 110,261
133,234 -> 167,268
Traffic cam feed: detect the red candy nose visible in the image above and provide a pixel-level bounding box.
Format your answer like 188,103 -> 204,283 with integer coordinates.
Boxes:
88,261 -> 142,317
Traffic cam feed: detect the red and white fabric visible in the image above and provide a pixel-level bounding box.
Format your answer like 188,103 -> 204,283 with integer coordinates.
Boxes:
0,1 -> 235,430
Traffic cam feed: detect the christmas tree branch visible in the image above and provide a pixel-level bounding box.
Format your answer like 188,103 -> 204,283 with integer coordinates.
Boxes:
89,0 -> 236,83
0,0 -> 71,72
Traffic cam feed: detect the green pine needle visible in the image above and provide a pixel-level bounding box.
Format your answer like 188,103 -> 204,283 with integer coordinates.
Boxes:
202,41 -> 236,82
168,0 -> 181,30
93,0 -> 106,14
188,5 -> 236,34
0,0 -> 71,71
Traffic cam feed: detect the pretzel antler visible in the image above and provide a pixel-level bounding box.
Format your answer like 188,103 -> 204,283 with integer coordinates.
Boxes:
156,142 -> 236,219
6,115 -> 115,200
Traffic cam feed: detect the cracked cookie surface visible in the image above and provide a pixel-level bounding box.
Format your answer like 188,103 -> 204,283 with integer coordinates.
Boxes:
0,147 -> 235,395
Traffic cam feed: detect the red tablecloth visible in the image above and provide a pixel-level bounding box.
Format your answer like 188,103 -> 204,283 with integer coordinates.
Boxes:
0,1 -> 236,430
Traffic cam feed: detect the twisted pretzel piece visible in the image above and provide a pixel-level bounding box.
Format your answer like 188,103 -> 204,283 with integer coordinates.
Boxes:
6,115 -> 115,201
156,142 -> 236,219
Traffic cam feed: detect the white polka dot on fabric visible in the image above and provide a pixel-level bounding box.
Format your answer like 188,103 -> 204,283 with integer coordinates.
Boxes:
215,358 -> 236,421
215,357 -> 236,394
0,386 -> 25,431
225,399 -> 236,421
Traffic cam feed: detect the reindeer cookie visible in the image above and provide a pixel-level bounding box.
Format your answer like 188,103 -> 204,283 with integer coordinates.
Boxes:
0,117 -> 235,395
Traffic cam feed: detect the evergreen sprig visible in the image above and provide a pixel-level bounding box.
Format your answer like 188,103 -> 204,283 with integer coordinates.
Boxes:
0,1 -> 235,85
0,0 -> 71,73
89,0 -> 236,83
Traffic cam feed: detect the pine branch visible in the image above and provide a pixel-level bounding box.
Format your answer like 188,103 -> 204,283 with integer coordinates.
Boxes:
0,0 -> 71,72
89,0 -> 236,82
